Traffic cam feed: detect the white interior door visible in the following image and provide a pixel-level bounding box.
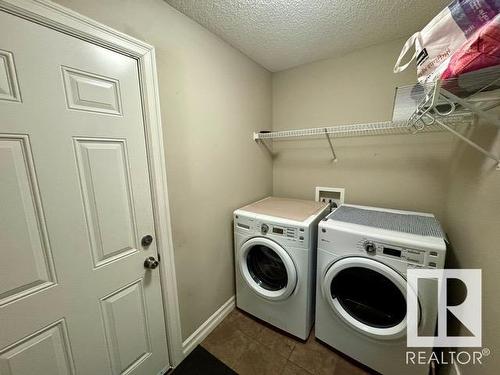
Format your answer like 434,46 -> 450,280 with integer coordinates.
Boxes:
0,9 -> 169,375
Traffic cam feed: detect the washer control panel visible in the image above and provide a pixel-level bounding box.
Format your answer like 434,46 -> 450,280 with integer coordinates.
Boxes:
235,215 -> 306,243
268,224 -> 305,242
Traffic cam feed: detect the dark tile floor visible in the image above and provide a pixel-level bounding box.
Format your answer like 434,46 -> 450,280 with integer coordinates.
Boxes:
201,308 -> 372,375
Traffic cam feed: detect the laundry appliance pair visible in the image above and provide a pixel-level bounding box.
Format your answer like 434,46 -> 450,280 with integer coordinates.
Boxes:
234,197 -> 447,375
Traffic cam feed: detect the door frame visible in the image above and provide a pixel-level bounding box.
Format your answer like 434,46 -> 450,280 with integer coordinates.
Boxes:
0,0 -> 184,367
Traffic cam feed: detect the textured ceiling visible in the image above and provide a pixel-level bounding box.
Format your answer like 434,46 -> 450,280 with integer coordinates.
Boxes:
165,0 -> 451,72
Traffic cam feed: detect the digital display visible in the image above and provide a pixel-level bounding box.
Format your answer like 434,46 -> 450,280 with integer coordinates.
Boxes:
273,227 -> 284,234
383,247 -> 402,257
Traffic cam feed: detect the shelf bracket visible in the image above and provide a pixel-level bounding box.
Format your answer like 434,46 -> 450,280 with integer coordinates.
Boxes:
254,133 -> 275,157
324,128 -> 338,162
439,88 -> 500,128
430,115 -> 500,170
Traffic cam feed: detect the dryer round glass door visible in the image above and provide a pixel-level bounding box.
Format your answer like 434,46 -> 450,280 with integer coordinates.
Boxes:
322,257 -> 418,339
239,237 -> 297,301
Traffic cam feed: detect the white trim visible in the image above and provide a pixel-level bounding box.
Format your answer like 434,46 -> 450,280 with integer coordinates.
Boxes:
0,0 -> 183,367
182,296 -> 236,357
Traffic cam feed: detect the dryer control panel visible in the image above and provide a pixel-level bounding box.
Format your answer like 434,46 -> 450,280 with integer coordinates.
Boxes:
358,239 -> 445,268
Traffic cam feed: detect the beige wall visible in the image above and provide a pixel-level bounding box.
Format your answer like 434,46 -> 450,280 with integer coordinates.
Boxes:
272,39 -> 455,218
56,0 -> 272,339
442,119 -> 500,375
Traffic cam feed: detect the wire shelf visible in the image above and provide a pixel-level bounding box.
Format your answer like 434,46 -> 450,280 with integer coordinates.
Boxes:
254,117 -> 471,141
254,66 -> 500,168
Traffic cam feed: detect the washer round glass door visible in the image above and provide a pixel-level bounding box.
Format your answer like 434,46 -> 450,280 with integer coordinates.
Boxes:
239,237 -> 297,301
322,257 -> 416,339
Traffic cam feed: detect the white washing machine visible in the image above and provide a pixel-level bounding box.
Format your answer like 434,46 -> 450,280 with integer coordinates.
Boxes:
315,204 -> 447,375
234,197 -> 329,339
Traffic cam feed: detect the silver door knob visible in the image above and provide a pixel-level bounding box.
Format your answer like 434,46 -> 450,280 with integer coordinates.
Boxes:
144,256 -> 159,269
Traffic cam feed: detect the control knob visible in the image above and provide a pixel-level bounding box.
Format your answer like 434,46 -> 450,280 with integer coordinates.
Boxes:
261,224 -> 269,234
364,241 -> 376,255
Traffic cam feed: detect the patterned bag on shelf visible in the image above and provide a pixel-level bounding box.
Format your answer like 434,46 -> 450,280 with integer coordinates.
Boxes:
393,0 -> 500,83
441,14 -> 500,79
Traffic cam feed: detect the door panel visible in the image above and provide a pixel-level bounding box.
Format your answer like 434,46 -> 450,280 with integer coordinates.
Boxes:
62,66 -> 122,116
0,49 -> 21,102
0,135 -> 56,307
101,280 -> 152,375
0,9 -> 168,375
74,138 -> 138,267
0,320 -> 74,375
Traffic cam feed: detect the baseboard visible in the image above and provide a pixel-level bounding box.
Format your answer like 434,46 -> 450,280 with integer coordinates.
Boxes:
181,296 -> 235,357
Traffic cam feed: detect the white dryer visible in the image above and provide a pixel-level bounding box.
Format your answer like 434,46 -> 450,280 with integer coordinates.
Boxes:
315,204 -> 447,375
234,197 -> 329,339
